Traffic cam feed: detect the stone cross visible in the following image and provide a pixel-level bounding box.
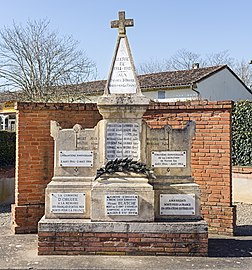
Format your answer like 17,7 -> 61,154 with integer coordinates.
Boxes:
111,11 -> 134,35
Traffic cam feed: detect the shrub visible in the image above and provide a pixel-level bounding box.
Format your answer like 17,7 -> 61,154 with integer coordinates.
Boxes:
0,131 -> 16,167
232,100 -> 252,166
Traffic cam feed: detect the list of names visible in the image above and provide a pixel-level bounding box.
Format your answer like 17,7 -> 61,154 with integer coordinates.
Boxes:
106,123 -> 139,160
106,194 -> 138,215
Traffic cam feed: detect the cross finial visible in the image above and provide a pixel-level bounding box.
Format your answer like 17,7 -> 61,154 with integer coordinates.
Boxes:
111,11 -> 134,35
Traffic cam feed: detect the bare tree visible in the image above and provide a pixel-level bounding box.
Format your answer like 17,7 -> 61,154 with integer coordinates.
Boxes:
169,48 -> 203,70
234,59 -> 252,88
0,19 -> 96,102
137,49 -> 203,74
138,58 -> 171,74
205,50 -> 234,67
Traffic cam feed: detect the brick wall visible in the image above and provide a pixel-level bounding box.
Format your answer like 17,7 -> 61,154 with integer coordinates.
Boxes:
144,100 -> 235,235
13,100 -> 235,235
38,230 -> 208,256
12,102 -> 102,233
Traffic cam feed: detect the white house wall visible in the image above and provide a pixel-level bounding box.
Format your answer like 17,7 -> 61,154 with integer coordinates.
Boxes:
198,68 -> 252,101
143,88 -> 198,102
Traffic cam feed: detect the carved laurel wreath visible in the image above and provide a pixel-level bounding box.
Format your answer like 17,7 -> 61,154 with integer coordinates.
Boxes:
95,158 -> 156,180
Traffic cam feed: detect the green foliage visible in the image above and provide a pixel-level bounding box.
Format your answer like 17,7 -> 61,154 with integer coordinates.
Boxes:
0,131 -> 16,167
232,100 -> 252,166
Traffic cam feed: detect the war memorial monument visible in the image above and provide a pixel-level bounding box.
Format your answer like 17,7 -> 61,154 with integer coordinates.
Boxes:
38,11 -> 208,256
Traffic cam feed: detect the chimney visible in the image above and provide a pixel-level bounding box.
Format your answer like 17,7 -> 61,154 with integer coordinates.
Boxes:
192,63 -> 200,69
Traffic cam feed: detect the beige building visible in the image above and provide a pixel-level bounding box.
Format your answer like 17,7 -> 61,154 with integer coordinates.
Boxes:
80,65 -> 252,103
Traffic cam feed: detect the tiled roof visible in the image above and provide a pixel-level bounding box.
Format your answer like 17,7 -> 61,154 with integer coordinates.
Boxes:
1,65 -> 241,102
139,65 -> 226,89
78,65 -> 226,95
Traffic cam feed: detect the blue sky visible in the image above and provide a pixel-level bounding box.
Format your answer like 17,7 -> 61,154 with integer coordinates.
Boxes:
0,0 -> 252,79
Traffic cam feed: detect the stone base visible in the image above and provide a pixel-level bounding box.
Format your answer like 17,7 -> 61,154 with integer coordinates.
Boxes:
91,174 -> 154,222
45,177 -> 92,219
153,182 -> 201,221
38,217 -> 208,256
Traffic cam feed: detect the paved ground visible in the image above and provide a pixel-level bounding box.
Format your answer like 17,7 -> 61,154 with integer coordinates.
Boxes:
0,204 -> 252,270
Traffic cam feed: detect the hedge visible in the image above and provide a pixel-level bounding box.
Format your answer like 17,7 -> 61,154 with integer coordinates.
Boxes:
232,100 -> 252,166
0,131 -> 16,167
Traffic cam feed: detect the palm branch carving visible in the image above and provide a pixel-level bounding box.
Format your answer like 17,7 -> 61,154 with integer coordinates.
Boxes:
95,158 -> 156,180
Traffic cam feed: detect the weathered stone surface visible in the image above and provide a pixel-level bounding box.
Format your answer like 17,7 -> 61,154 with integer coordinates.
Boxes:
43,121 -> 101,220
153,183 -> 201,221
45,180 -> 92,219
51,121 -> 100,177
145,121 -> 196,177
111,11 -> 134,35
91,174 -> 154,222
38,216 -> 208,234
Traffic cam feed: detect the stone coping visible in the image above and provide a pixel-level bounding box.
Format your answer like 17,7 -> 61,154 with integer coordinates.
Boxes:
232,166 -> 252,174
38,216 -> 208,234
15,100 -> 233,111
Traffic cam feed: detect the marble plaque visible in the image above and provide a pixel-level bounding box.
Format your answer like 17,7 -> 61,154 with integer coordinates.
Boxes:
108,38 -> 137,94
59,150 -> 93,167
106,194 -> 138,215
151,151 -> 186,167
160,194 -> 195,215
51,193 -> 85,213
106,123 -> 139,160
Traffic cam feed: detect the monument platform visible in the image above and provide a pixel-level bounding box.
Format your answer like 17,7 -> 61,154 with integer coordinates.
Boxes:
38,217 -> 208,256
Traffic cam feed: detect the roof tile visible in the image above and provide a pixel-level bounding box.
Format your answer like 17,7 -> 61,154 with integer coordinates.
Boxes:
78,65 -> 225,94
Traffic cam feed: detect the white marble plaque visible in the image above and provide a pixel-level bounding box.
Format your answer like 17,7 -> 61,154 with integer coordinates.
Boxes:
106,123 -> 139,160
51,193 -> 85,213
59,150 -> 93,167
106,194 -> 138,215
160,194 -> 195,215
151,151 -> 186,167
108,38 -> 137,94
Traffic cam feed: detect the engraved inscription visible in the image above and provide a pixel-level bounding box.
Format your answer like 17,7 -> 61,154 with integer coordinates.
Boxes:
151,151 -> 186,167
106,194 -> 138,215
108,38 -> 137,94
59,150 -> 93,167
160,194 -> 195,215
76,134 -> 98,150
146,137 -> 169,147
106,123 -> 139,160
51,193 -> 85,213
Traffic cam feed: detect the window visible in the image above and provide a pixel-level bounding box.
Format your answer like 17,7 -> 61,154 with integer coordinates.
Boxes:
0,114 -> 16,131
158,91 -> 166,99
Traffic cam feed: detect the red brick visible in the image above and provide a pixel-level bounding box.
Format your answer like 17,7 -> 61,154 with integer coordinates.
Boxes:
140,237 -> 167,243
128,237 -> 141,243
14,100 -> 233,236
111,233 -> 128,238
95,233 -> 112,238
